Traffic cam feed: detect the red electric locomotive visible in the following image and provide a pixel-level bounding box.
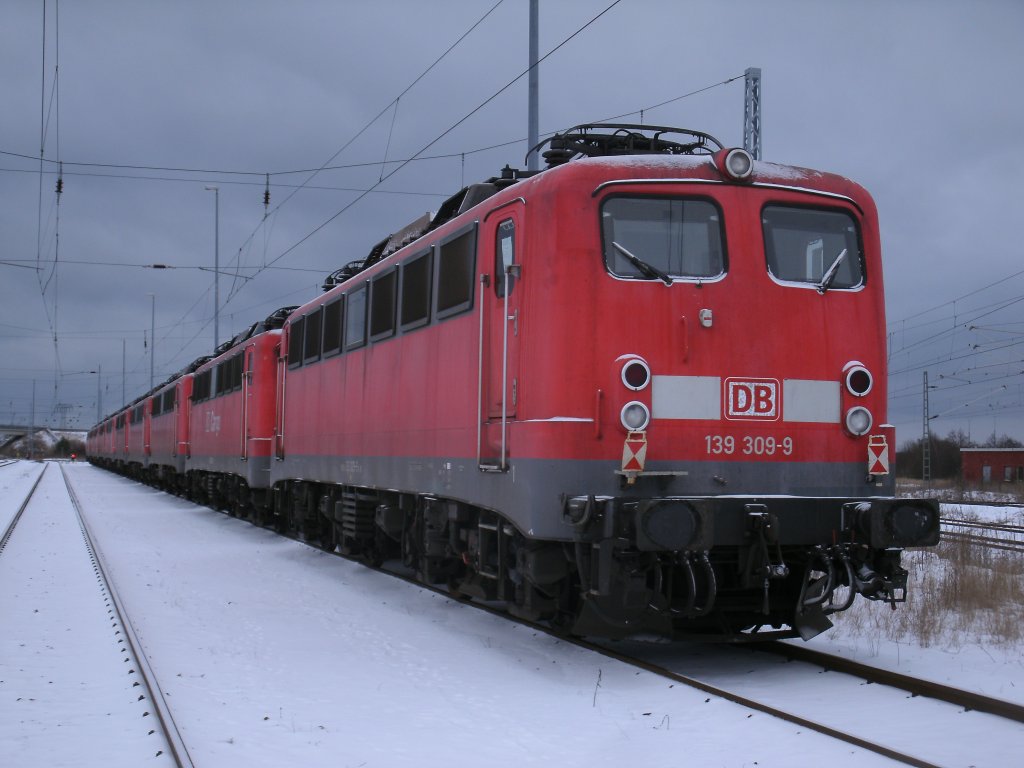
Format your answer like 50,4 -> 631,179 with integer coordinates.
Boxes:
146,372 -> 192,489
124,399 -> 148,476
179,325 -> 282,513
90,124 -> 939,641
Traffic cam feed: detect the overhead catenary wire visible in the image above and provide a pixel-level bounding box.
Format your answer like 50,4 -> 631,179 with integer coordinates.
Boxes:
255,0 -> 626,277
76,58 -> 747,401
0,75 -> 745,185
3,1 -> 515,401
12,1 -> 753,421
165,0 -> 512,361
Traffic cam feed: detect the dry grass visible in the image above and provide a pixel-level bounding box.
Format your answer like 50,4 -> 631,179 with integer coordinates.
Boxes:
828,538 -> 1024,650
826,480 -> 1024,650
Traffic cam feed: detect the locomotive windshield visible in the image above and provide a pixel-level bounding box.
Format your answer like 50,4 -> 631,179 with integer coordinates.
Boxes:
601,197 -> 725,282
762,206 -> 864,290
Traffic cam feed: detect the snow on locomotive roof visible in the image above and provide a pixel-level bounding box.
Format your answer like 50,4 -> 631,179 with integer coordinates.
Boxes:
573,152 -> 842,187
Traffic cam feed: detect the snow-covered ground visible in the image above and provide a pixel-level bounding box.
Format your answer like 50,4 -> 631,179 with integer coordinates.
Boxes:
2,461 -> 1023,766
803,501 -> 1024,708
0,463 -> 172,766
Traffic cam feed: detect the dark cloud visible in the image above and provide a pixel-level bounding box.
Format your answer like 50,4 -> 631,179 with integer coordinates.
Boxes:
2,0 -> 1022,443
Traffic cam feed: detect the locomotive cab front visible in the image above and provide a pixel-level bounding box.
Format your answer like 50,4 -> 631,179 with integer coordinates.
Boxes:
505,126 -> 939,639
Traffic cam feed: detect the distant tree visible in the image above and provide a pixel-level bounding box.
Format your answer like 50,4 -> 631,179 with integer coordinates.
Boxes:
52,436 -> 86,459
895,430 -> 969,479
946,428 -> 977,448
982,432 -> 1024,448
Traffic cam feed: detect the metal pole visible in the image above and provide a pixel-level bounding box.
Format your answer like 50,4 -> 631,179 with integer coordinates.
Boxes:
215,189 -> 219,349
29,380 -> 35,459
923,371 -> 932,485
122,338 -> 126,408
743,67 -> 762,160
149,294 -> 155,390
527,0 -> 540,171
205,186 -> 220,349
97,365 -> 102,424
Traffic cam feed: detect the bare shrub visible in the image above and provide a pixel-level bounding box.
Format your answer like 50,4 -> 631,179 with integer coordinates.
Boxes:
829,538 -> 1024,650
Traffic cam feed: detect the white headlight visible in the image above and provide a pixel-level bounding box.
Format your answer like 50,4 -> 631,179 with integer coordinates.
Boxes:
620,401 -> 651,431
724,148 -> 753,180
845,406 -> 873,436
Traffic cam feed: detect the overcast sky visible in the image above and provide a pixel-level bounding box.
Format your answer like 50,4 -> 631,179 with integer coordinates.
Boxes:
2,0 -> 1022,446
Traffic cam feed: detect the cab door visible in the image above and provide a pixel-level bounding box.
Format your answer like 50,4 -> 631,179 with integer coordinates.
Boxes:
242,344 -> 255,459
479,205 -> 523,470
274,341 -> 287,460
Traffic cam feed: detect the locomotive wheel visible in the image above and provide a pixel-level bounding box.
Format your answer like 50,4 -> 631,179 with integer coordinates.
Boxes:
319,520 -> 337,554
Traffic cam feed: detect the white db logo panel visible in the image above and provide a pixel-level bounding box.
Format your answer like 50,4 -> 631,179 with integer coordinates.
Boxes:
725,378 -> 780,421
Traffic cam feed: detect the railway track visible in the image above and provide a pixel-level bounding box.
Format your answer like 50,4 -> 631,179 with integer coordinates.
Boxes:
760,641 -> 1024,724
584,635 -> 1024,768
348,552 -> 1020,768
0,462 -> 45,556
59,465 -> 195,768
191,491 -> 1019,767
50,467 -> 1020,765
940,517 -> 1024,555
944,500 -> 1024,509
0,463 -> 194,767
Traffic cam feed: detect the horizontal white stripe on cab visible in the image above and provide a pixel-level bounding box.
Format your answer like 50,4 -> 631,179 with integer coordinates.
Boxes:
650,375 -> 840,423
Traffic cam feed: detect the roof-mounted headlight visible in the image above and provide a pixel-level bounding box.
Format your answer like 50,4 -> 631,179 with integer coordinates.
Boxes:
715,148 -> 754,181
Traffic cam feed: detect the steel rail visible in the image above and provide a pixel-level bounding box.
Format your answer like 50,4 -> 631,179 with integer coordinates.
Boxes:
59,465 -> 195,768
759,641 -> 1024,724
941,517 -> 1024,535
944,501 -> 1024,509
0,463 -> 46,556
939,529 -> 1024,554
342,559 -> 946,768
574,639 -> 944,768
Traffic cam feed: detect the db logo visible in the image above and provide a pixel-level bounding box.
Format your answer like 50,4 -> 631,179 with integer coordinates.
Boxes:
725,378 -> 780,421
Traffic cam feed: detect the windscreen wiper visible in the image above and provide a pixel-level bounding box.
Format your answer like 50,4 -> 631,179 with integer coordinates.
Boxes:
612,241 -> 673,286
818,248 -> 848,294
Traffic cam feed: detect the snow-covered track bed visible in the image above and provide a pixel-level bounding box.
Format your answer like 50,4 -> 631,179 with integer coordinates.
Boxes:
60,464 -> 195,768
383,581 -> 954,766
55,464 -> 957,767
0,462 -> 44,556
583,638 -> 1022,768
762,642 -> 1024,723
0,463 -> 192,767
0,462 -> 44,552
358,549 -> 1023,766
0,458 -> 20,470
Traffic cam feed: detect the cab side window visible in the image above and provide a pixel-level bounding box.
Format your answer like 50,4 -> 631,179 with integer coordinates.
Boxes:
495,219 -> 516,298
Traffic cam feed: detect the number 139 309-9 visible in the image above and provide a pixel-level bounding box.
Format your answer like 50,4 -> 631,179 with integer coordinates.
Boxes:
705,435 -> 794,456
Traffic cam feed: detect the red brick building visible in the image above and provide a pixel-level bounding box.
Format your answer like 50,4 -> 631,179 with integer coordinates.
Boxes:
960,448 -> 1024,484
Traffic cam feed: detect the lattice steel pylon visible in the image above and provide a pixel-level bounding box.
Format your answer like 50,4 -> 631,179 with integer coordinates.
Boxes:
743,67 -> 762,160
922,371 -> 932,484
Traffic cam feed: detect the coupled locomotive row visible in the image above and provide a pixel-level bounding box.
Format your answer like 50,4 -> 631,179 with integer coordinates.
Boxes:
88,124 -> 939,640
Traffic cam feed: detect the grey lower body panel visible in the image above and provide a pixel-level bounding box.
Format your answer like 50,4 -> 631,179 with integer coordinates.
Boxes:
270,453 -> 893,541
187,454 -> 273,489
